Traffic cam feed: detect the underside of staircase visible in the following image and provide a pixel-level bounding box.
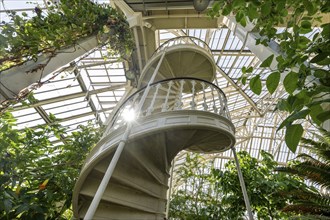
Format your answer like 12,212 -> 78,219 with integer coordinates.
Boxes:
72,36 -> 235,220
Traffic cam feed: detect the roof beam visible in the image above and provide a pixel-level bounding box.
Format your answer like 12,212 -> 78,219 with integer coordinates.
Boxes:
12,84 -> 127,111
216,66 -> 263,116
0,36 -> 100,102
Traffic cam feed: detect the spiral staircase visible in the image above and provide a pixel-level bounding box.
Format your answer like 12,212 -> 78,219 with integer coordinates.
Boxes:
72,36 -> 236,219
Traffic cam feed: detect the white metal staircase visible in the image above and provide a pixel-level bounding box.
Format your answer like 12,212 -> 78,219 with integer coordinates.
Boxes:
72,36 -> 236,220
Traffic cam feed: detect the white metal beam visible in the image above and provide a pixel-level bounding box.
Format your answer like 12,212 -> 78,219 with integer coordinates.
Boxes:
223,16 -> 279,70
0,36 -> 100,102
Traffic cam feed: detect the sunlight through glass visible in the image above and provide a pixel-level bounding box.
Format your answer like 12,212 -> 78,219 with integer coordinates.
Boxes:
122,108 -> 136,122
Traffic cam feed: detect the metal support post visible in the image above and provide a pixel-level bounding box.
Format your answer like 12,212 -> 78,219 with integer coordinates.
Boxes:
166,159 -> 175,219
83,50 -> 167,220
231,146 -> 254,220
84,123 -> 132,220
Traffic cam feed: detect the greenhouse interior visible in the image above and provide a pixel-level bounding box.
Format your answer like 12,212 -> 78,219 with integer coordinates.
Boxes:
0,0 -> 329,219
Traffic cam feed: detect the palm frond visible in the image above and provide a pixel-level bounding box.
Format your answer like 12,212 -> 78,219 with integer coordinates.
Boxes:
277,159 -> 330,189
289,214 -> 330,220
319,128 -> 330,146
301,129 -> 330,163
290,190 -> 330,207
283,203 -> 330,216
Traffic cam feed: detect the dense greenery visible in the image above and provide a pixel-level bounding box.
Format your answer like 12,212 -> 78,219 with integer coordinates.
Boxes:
277,128 -> 330,218
0,0 -> 134,71
0,112 -> 102,219
209,0 -> 330,152
169,151 -> 311,219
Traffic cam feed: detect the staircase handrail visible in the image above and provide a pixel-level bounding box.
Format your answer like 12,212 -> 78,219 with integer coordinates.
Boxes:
109,77 -> 230,132
151,36 -> 213,57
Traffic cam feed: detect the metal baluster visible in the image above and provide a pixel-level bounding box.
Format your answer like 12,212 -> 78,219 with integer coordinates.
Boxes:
201,82 -> 208,111
162,80 -> 173,112
211,86 -> 218,114
218,89 -> 224,116
190,80 -> 196,110
175,80 -> 185,110
147,83 -> 161,116
225,99 -> 231,120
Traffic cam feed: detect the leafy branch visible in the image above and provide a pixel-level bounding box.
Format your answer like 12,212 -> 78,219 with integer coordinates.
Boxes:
209,0 -> 330,152
0,0 -> 134,71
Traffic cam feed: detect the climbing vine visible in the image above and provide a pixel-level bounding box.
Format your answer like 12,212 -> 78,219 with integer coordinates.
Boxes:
0,0 -> 134,71
209,0 -> 330,152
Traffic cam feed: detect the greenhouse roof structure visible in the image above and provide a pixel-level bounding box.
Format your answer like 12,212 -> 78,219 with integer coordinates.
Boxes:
0,0 -> 327,168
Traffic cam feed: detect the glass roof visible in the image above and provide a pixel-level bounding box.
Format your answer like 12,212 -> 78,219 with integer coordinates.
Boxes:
0,0 -> 316,166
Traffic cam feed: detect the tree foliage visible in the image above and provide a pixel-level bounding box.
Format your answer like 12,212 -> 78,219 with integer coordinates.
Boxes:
0,112 -> 102,219
169,151 -> 311,219
209,0 -> 330,152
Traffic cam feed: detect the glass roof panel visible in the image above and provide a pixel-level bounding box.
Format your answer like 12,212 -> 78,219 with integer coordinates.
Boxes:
2,0 -> 319,168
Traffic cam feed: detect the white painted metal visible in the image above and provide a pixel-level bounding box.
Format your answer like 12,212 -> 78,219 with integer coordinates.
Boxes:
232,146 -> 254,220
73,37 -> 236,219
138,36 -> 216,88
82,49 -> 167,219
83,123 -> 132,220
0,36 -> 99,102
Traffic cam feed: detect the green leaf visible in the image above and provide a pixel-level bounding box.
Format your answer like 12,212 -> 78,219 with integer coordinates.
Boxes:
240,16 -> 247,27
317,57 -> 330,65
261,2 -> 272,16
241,76 -> 247,85
316,110 -> 330,122
246,66 -> 253,73
242,66 -> 247,73
247,5 -> 259,20
283,72 -> 299,94
314,69 -> 328,78
309,104 -> 323,125
266,72 -> 280,94
4,199 -> 12,213
321,23 -> 330,38
278,109 -> 310,130
285,124 -> 303,153
303,0 -> 315,15
249,75 -> 262,95
232,0 -> 245,8
301,20 -> 311,30
222,4 -> 232,16
235,11 -> 244,22
310,53 -> 328,64
209,2 -> 220,18
16,203 -> 29,215
260,55 -> 274,68
297,36 -> 310,49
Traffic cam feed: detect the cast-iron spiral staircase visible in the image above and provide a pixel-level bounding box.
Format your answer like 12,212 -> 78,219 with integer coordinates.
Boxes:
73,36 -> 236,219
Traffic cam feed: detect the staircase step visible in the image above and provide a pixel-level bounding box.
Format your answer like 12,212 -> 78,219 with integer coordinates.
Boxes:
179,51 -> 197,74
186,58 -> 211,77
161,56 -> 175,78
79,201 -> 165,220
94,156 -> 169,198
91,167 -> 167,199
79,177 -> 166,214
126,137 -> 170,178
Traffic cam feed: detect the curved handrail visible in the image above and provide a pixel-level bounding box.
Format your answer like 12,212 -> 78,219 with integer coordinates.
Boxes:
107,77 -> 231,133
152,36 -> 213,57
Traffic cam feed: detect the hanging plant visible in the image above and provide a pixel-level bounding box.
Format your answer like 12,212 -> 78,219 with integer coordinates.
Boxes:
0,0 -> 134,71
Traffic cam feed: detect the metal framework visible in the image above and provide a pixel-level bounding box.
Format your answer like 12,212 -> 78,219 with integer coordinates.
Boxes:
0,0 -> 316,170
